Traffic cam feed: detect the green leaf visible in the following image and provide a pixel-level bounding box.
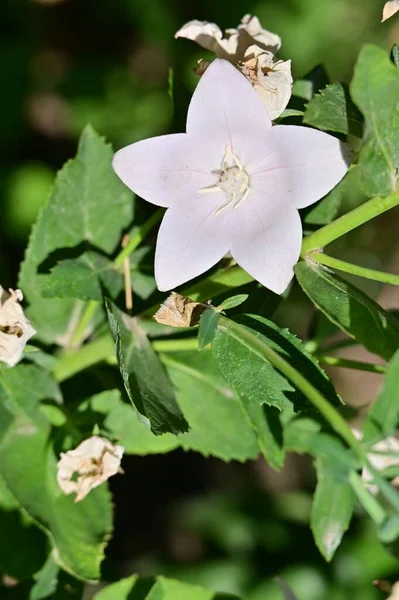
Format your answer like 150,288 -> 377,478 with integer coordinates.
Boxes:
363,350 -> 399,444
212,315 -> 341,469
311,456 -> 356,561
30,555 -> 59,600
0,365 -> 112,581
295,260 -> 399,360
351,44 -> 399,196
0,474 -> 47,581
218,294 -> 249,311
105,299 -> 188,435
90,390 -> 179,455
41,252 -> 122,301
93,575 -> 236,600
198,308 -> 219,350
213,314 -> 341,412
303,82 -> 363,137
273,578 -> 299,600
163,351 -> 260,462
19,125 -> 133,343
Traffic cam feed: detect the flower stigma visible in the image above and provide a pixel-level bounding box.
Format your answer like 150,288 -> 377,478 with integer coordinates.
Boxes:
198,146 -> 250,215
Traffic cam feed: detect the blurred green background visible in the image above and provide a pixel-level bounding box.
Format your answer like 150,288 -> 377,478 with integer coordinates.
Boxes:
2,0 -> 399,598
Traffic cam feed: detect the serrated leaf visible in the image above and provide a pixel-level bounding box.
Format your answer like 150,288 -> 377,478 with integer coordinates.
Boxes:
19,125 -> 133,343
311,456 -> 356,561
41,252 -> 122,301
198,308 -> 219,349
303,82 -> 363,137
163,352 -> 260,462
212,315 -> 341,469
295,260 -> 399,360
218,294 -> 249,311
363,350 -> 399,444
30,555 -> 59,600
351,45 -> 399,196
105,299 -> 188,435
0,365 -> 112,581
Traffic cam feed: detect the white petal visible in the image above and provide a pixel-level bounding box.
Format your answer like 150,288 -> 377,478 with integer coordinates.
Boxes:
112,134 -> 219,208
155,194 -> 229,291
382,0 -> 399,21
251,125 -> 350,209
187,59 -> 272,167
229,198 -> 302,294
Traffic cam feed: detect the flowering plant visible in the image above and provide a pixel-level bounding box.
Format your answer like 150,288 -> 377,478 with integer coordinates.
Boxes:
1,6 -> 399,600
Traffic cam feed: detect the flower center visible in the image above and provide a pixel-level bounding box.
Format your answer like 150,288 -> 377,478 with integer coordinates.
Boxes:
198,146 -> 250,215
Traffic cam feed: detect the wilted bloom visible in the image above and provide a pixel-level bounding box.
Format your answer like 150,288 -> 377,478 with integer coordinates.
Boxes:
57,436 -> 124,502
239,45 -> 292,121
175,14 -> 291,120
154,292 -> 208,327
113,60 -> 349,294
175,14 -> 281,61
0,286 -> 36,367
382,0 -> 399,22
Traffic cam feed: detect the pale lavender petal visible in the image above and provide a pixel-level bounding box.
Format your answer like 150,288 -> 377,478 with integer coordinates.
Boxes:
112,133 -> 220,207
186,59 -> 272,167
155,193 -> 229,291
228,196 -> 302,294
250,125 -> 350,209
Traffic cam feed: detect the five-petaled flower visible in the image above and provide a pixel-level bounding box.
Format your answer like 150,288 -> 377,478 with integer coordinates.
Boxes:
0,286 -> 36,367
113,59 -> 350,294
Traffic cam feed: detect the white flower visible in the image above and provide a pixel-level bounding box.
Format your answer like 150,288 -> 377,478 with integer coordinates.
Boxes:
382,0 -> 399,22
175,14 -> 281,62
175,14 -> 290,120
387,582 -> 399,600
57,436 -> 124,502
0,286 -> 36,367
239,45 -> 292,121
113,60 -> 349,294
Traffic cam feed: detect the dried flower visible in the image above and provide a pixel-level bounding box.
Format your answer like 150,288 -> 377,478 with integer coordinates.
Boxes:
382,1 -> 399,22
57,436 -> 124,502
0,287 -> 36,367
113,60 -> 349,294
175,14 -> 291,120
175,14 -> 281,62
154,292 -> 208,327
239,45 -> 292,121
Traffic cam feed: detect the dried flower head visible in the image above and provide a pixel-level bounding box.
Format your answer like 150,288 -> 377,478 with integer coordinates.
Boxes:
57,436 -> 124,502
239,45 -> 292,120
175,14 -> 281,62
175,15 -> 290,120
0,287 -> 36,367
154,292 -> 208,327
382,0 -> 399,22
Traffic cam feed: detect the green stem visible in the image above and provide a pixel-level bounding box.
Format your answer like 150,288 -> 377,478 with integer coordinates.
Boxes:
152,338 -> 199,352
301,193 -> 399,255
69,301 -> 98,348
219,315 -> 399,512
54,335 -> 114,382
114,208 -> 164,268
218,315 -> 362,457
349,471 -> 386,525
317,355 -> 386,374
311,253 -> 399,286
